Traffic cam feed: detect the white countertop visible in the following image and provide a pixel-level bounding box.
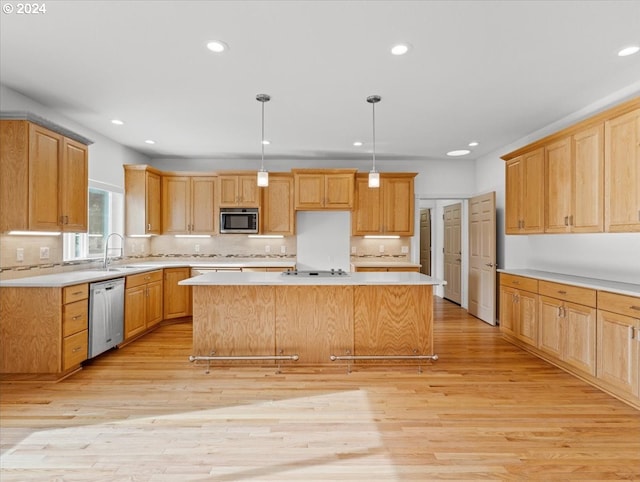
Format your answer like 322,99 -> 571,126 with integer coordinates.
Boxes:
350,261 -> 421,268
180,271 -> 444,286
0,259 -> 296,288
498,268 -> 640,297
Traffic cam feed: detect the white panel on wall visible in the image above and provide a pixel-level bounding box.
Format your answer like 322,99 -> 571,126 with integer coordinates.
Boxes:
296,211 -> 350,271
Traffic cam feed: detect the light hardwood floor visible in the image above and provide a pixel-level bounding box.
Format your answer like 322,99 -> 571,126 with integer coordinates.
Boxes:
1,298 -> 638,481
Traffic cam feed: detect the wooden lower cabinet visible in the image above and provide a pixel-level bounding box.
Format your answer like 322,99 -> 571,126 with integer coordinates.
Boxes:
499,281 -> 538,347
0,283 -> 88,379
124,270 -> 163,342
163,267 -> 192,320
539,296 -> 596,376
596,292 -> 640,398
500,274 -> 638,408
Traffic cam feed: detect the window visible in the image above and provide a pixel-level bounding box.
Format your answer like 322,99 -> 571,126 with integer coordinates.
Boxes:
63,184 -> 124,261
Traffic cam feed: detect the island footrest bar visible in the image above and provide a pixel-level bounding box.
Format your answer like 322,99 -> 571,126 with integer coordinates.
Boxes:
189,352 -> 299,374
329,352 -> 439,374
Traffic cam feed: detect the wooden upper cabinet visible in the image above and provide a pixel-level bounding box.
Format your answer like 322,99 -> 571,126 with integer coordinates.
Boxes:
545,137 -> 573,233
293,169 -> 356,210
505,148 -> 544,234
219,174 -> 259,207
60,138 -> 88,232
545,128 -> 604,233
605,108 -> 640,232
28,124 -> 62,231
352,173 -> 415,235
124,165 -> 162,235
162,176 -> 215,235
572,125 -> 604,232
261,174 -> 295,235
0,120 -> 89,233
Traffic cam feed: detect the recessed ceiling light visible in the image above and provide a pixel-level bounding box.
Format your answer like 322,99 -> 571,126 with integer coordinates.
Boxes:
145,140 -> 156,145
261,140 -> 270,145
353,141 -> 363,147
447,149 -> 471,157
111,119 -> 124,125
206,40 -> 228,53
618,45 -> 640,57
468,141 -> 479,147
391,43 -> 411,56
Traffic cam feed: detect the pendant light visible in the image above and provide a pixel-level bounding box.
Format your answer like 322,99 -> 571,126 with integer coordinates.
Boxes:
367,95 -> 381,188
256,93 -> 271,187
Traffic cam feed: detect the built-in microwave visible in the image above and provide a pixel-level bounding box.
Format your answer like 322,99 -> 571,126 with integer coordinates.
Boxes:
219,208 -> 259,234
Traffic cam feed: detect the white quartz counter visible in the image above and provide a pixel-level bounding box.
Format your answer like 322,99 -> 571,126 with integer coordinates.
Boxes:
0,259 -> 296,288
350,261 -> 421,269
498,268 -> 640,297
180,271 -> 444,286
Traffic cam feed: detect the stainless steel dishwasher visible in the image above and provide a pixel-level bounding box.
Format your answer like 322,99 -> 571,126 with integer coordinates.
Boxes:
89,277 -> 125,358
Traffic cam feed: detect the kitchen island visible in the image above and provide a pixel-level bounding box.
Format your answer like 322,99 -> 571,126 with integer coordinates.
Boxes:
180,271 -> 444,367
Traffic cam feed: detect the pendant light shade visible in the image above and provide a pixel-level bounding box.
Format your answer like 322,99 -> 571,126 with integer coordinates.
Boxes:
256,94 -> 270,187
367,95 -> 381,188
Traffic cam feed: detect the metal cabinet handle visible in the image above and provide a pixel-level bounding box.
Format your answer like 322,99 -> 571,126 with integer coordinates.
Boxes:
72,346 -> 82,353
557,290 -> 567,295
147,223 -> 151,231
485,263 -> 494,267
72,315 -> 83,321
564,216 -> 569,226
630,306 -> 640,311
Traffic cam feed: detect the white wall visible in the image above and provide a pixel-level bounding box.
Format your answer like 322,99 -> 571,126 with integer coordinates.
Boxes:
475,83 -> 640,284
0,84 -> 150,188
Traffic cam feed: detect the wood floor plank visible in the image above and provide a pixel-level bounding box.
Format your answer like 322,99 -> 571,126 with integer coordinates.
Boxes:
1,298 -> 638,481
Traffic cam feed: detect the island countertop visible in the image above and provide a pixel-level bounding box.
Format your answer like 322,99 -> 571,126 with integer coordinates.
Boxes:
180,271 -> 444,286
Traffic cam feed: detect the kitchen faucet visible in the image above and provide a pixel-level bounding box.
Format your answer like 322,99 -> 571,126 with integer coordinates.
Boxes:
102,233 -> 124,269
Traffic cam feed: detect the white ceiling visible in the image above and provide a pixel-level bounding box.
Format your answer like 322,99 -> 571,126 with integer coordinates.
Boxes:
1,0 -> 640,163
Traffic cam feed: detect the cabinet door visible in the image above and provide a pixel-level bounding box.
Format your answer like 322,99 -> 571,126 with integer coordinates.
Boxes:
162,176 -> 190,234
563,302 -> 596,375
597,310 -> 639,396
219,176 -> 239,206
382,176 -> 414,235
505,157 -> 523,234
146,280 -> 164,328
538,296 -> 563,358
124,286 -> 147,340
517,290 -> 538,347
294,173 -> 324,209
238,175 -> 259,206
324,173 -> 354,209
261,174 -> 294,235
163,268 -> 192,319
146,171 -> 161,234
573,125 -> 604,233
604,108 -> 640,232
60,138 -> 88,232
499,286 -> 517,337
545,137 -> 572,233
352,176 -> 381,234
29,124 -> 61,230
522,148 -> 545,233
191,177 -> 216,233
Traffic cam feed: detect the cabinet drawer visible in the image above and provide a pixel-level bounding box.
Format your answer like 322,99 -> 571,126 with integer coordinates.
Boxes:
539,281 -> 596,307
126,270 -> 163,289
63,283 -> 88,304
63,329 -> 87,370
500,274 -> 538,293
63,300 -> 88,337
598,291 -> 640,318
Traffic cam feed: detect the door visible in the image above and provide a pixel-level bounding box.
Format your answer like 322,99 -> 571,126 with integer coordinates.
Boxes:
443,203 -> 461,304
468,192 -> 496,324
419,209 -> 431,276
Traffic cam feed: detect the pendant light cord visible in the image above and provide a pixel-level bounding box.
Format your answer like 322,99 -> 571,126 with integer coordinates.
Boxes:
372,100 -> 376,172
261,100 -> 265,171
